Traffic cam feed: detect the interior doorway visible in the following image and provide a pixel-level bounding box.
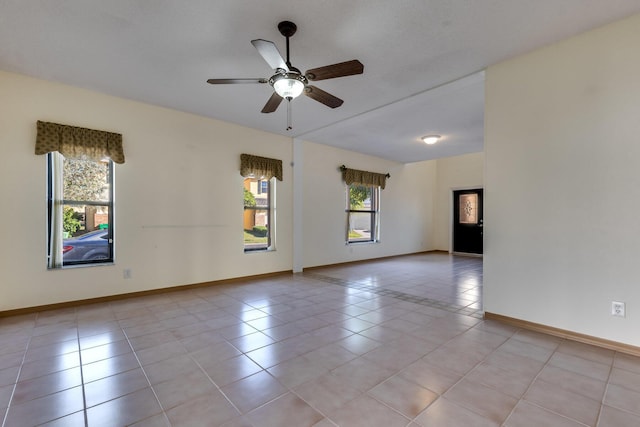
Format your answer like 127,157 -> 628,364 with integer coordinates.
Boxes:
453,188 -> 483,255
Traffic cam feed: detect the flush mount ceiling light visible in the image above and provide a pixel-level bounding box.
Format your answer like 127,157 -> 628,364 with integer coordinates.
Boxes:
422,135 -> 441,145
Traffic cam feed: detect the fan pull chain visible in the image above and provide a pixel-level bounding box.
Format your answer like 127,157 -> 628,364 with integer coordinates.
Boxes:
286,98 -> 292,131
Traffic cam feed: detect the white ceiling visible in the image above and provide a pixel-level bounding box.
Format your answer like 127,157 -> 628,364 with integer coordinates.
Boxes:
2,1 -> 639,163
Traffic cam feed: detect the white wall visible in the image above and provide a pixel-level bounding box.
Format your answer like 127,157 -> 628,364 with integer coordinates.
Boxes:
0,70 -> 293,311
484,14 -> 640,346
433,152 -> 484,251
301,141 -> 436,268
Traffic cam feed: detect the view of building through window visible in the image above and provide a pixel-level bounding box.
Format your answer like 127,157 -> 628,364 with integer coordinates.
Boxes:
346,184 -> 379,243
243,177 -> 273,251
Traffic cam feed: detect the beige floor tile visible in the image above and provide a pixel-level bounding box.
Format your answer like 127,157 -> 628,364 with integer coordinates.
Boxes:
230,331 -> 276,353
134,340 -> 188,366
361,344 -> 422,371
465,362 -> 535,398
246,392 -> 324,427
330,394 -> 410,427
548,351 -> 612,382
268,354 -> 329,388
39,410 -> 86,426
221,370 -> 287,413
82,352 -> 140,383
398,359 -> 461,394
128,330 -> 177,351
303,342 -> 359,370
608,367 -> 640,394
330,357 -> 395,392
294,372 -> 362,416
422,345 -> 484,375
6,255 -> 640,427
613,352 -> 640,374
129,413 -> 172,427
369,374 -> 438,418
203,354 -> 263,387
166,392 -> 239,426
23,338 -> 79,363
86,387 -> 162,427
84,367 -> 149,407
536,364 -> 607,401
483,349 -> 545,378
414,397 -> 499,427
556,340 -> 615,366
0,365 -> 20,387
4,386 -> 85,427
604,383 -> 640,416
444,379 -> 518,424
154,370 -> 218,410
12,367 -> 82,404
18,351 -> 80,382
598,404 -> 640,426
80,339 -> 132,365
497,338 -> 556,363
79,330 -> 127,350
142,353 -> 202,385
336,333 -> 382,355
504,400 -> 586,427
243,343 -> 290,369
524,378 -> 600,425
0,350 -> 25,370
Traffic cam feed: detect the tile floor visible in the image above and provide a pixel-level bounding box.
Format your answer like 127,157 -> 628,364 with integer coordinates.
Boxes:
0,253 -> 639,426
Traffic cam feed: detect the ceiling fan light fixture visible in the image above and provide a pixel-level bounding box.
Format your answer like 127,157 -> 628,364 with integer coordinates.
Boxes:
422,135 -> 441,145
271,73 -> 306,99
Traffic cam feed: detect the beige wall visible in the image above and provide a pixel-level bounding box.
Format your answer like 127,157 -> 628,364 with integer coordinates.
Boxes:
0,70 -> 449,311
484,14 -> 640,346
0,70 -> 293,311
301,141 -> 437,268
433,152 -> 484,251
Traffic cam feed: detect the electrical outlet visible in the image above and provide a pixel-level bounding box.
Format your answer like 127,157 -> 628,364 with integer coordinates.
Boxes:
612,301 -> 625,317
123,269 -> 132,279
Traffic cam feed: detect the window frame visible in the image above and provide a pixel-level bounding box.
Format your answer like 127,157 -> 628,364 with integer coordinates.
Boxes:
243,176 -> 275,252
346,183 -> 380,244
47,152 -> 115,268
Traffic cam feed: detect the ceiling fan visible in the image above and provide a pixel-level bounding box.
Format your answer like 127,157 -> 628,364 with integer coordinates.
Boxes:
206,21 -> 364,130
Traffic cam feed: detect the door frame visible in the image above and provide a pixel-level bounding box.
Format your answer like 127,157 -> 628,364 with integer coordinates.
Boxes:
449,186 -> 483,257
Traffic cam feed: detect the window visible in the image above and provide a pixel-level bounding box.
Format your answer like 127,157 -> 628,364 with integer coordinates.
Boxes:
258,180 -> 269,195
47,153 -> 114,268
243,176 -> 274,251
346,184 -> 380,243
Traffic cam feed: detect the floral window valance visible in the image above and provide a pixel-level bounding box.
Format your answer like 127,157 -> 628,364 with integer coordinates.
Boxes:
240,153 -> 283,181
35,120 -> 125,164
340,165 -> 390,189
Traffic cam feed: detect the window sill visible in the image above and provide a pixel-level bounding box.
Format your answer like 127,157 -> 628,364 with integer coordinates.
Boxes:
346,240 -> 380,246
49,262 -> 115,270
244,248 -> 276,254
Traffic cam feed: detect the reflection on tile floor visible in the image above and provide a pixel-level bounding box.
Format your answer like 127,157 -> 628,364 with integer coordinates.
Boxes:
0,253 -> 638,426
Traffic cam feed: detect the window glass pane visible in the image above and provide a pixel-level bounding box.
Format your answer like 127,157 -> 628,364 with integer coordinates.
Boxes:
63,156 -> 110,203
62,204 -> 111,263
243,177 -> 272,251
349,185 -> 372,210
348,212 -> 373,242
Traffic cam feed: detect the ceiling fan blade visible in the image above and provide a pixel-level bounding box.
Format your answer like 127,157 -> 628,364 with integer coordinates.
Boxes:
261,92 -> 283,113
206,78 -> 267,84
251,39 -> 289,71
304,85 -> 344,109
305,60 -> 364,81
